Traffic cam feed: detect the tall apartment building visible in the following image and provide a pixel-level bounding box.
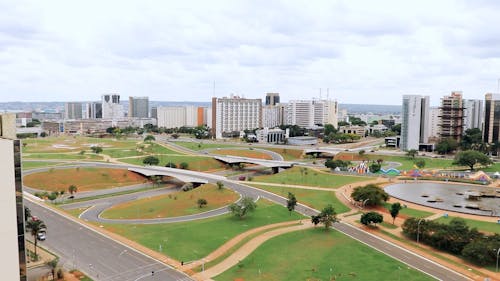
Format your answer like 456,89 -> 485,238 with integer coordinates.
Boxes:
0,114 -> 26,281
284,99 -> 338,128
463,99 -> 483,131
439,91 -> 464,142
211,96 -> 262,139
483,93 -> 500,143
64,102 -> 83,119
85,102 -> 102,119
265,93 -> 280,106
427,107 -> 440,141
262,105 -> 281,128
401,95 -> 430,151
102,94 -> 124,119
128,96 -> 149,118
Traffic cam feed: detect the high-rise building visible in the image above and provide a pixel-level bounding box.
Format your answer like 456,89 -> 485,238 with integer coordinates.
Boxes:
284,99 -> 338,128
0,113 -> 26,281
85,102 -> 102,119
212,95 -> 262,139
401,95 -> 430,150
128,96 -> 149,118
439,91 -> 464,142
156,106 -> 200,128
463,99 -> 483,131
262,105 -> 281,128
151,107 -> 158,120
483,93 -> 500,143
427,107 -> 440,141
265,93 -> 280,106
102,94 -> 124,119
64,102 -> 83,119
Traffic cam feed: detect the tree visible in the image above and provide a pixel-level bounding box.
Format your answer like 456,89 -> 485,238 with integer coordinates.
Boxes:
286,192 -> 297,215
318,204 -> 337,230
389,202 -> 402,224
453,150 -> 492,171
391,123 -> 401,135
165,162 -> 177,168
369,163 -> 381,173
414,159 -> 426,169
461,128 -> 483,150
47,258 -> 59,281
311,215 -> 321,226
351,184 -> 389,207
360,212 -> 383,226
358,150 -> 366,158
48,192 -> 57,202
144,135 -> 155,142
197,198 -> 207,208
68,185 -> 77,195
228,197 -> 257,219
406,149 -> 418,159
216,181 -> 224,190
90,146 -> 103,154
325,159 -> 350,170
26,219 -> 47,257
435,138 -> 458,154
143,156 -> 159,165
179,162 -> 189,169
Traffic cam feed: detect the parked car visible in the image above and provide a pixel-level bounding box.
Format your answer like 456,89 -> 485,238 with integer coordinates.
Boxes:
37,231 -> 46,241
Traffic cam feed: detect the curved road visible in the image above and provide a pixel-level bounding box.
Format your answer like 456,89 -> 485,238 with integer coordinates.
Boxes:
25,162 -> 471,281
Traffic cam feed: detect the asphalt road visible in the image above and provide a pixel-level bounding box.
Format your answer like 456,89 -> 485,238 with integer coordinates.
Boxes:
26,200 -> 193,281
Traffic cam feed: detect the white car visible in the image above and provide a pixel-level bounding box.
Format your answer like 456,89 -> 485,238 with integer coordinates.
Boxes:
37,231 -> 46,241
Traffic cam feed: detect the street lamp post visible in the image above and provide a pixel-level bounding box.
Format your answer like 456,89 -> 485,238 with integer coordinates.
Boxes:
417,218 -> 424,244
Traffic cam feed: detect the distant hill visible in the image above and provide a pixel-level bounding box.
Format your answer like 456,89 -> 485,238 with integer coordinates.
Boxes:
339,103 -> 401,114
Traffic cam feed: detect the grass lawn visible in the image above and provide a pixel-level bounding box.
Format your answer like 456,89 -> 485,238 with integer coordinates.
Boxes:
174,141 -> 240,151
102,148 -> 144,158
118,155 -> 226,171
481,162 -> 500,172
211,148 -> 273,160
22,161 -> 67,170
214,228 -> 434,281
102,199 -> 304,261
335,152 -> 454,171
264,147 -> 304,161
22,152 -> 103,161
248,184 -> 350,214
23,167 -> 146,192
435,216 -> 500,234
382,202 -> 434,218
22,136 -> 138,153
101,184 -> 239,219
253,166 -> 372,188
64,207 -> 90,217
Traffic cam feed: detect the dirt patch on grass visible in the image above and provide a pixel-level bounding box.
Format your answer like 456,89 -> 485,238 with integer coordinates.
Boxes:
212,149 -> 273,160
101,183 -> 239,219
24,167 -> 146,192
334,152 -> 366,161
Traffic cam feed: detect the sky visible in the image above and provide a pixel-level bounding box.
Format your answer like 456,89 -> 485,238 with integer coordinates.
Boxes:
1,0 -> 500,105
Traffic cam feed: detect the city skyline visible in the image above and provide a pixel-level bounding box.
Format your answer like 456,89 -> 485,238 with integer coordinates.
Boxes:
2,1 -> 500,105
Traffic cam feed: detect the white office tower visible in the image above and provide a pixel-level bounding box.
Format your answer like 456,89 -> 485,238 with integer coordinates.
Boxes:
401,95 -> 430,151
64,102 -> 83,119
212,96 -> 262,139
102,94 -> 124,119
262,105 -> 281,128
427,107 -> 440,141
156,106 -> 199,128
0,114 -> 26,281
463,99 -> 483,131
85,102 -> 102,119
128,96 -> 149,118
285,99 -> 338,128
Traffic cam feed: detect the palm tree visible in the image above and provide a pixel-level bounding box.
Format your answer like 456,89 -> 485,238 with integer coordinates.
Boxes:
26,219 -> 47,258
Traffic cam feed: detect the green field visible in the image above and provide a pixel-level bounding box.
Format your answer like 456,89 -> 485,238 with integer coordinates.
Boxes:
103,200 -> 304,261
23,152 -> 103,161
383,202 -> 434,218
174,141 -> 240,151
22,136 -> 139,153
214,228 -> 434,281
253,167 -> 371,188
22,161 -> 67,170
264,147 -> 304,161
248,184 -> 350,214
118,155 -> 225,171
435,216 -> 500,234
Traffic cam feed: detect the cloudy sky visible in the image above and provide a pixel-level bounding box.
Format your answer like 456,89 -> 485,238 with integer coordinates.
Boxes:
1,0 -> 500,105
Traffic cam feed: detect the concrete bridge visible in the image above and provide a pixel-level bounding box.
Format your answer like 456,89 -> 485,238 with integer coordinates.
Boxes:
213,155 -> 295,173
